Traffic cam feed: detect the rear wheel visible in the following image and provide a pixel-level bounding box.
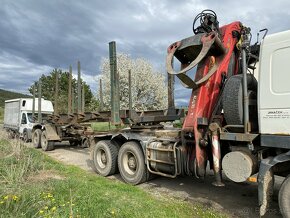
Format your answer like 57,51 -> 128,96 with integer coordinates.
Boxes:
91,140 -> 118,176
279,175 -> 290,218
41,130 -> 55,151
32,129 -> 42,148
118,141 -> 148,185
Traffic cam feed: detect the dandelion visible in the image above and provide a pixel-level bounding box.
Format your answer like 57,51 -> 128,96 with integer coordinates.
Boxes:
44,206 -> 48,210
39,210 -> 44,214
111,210 -> 115,215
51,206 -> 56,212
47,193 -> 53,198
61,204 -> 66,207
0,201 -> 4,204
12,195 -> 18,201
3,196 -> 8,200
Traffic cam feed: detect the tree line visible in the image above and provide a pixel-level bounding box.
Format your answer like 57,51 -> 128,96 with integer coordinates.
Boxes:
28,54 -> 168,113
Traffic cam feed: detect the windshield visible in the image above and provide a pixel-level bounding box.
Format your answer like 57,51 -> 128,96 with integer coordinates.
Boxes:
27,113 -> 52,123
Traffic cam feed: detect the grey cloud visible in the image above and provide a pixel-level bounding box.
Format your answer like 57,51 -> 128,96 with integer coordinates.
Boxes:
0,0 -> 289,106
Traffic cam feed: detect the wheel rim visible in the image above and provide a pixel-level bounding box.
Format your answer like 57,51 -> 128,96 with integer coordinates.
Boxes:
96,148 -> 107,169
122,151 -> 138,175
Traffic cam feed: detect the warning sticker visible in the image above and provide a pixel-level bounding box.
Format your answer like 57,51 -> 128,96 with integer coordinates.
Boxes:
262,110 -> 290,119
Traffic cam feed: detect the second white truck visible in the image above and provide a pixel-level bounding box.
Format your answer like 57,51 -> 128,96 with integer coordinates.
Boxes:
3,98 -> 54,141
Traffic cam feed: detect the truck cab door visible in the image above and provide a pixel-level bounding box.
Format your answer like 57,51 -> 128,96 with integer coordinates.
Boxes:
259,30 -> 290,134
19,113 -> 28,135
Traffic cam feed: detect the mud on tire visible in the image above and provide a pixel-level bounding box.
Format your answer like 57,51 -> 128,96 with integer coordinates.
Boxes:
41,130 -> 55,151
32,129 -> 42,148
91,140 -> 119,176
118,141 -> 148,185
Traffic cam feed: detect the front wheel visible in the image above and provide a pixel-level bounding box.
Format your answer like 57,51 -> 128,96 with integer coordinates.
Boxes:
23,130 -> 29,143
41,130 -> 55,151
118,141 -> 148,185
279,175 -> 290,218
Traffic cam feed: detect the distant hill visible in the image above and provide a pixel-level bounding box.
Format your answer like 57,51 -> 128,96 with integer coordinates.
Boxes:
0,89 -> 31,108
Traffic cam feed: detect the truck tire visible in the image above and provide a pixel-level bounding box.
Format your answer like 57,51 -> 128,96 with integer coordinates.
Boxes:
32,129 -> 42,148
23,130 -> 29,143
118,141 -> 147,185
91,140 -> 118,176
222,74 -> 257,126
41,130 -> 55,151
279,175 -> 290,218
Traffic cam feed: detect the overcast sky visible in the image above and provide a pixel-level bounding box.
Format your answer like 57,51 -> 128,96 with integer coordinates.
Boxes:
0,0 -> 289,106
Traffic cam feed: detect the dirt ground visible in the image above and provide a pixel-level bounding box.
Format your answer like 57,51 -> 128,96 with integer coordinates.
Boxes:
40,142 -> 282,218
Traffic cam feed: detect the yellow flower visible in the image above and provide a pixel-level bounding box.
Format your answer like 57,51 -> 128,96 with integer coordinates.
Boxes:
3,196 -> 8,200
39,210 -> 44,214
61,204 -> 66,207
0,201 -> 4,204
51,198 -> 55,202
12,195 -> 18,201
47,193 -> 53,198
44,206 -> 48,210
111,210 -> 115,215
51,206 -> 56,212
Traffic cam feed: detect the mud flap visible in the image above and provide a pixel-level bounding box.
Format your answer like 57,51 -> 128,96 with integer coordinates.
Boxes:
44,124 -> 61,141
258,151 -> 290,216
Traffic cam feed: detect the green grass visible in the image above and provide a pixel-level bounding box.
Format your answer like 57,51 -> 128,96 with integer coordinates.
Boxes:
91,122 -> 122,132
0,135 -> 226,218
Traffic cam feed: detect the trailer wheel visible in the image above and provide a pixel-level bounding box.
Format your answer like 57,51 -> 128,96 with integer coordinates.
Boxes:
91,140 -> 118,176
222,74 -> 257,126
32,129 -> 42,148
118,141 -> 147,185
279,175 -> 290,218
41,130 -> 54,151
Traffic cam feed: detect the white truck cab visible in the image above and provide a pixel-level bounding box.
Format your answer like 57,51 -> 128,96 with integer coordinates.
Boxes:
4,98 -> 54,141
258,30 -> 290,134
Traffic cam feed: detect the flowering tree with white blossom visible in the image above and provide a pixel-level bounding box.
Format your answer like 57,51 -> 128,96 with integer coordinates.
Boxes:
99,54 -> 167,111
